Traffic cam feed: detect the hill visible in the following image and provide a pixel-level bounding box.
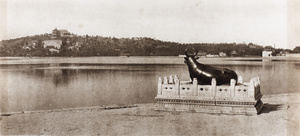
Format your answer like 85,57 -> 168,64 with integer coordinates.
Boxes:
0,31 -> 267,57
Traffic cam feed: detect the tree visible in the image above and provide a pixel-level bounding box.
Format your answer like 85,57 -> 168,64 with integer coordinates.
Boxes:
292,46 -> 300,53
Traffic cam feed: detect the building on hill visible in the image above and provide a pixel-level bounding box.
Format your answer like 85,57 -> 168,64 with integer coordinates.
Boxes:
27,39 -> 38,48
51,28 -> 72,39
264,46 -> 274,49
51,28 -> 60,39
248,43 -> 261,49
43,40 -> 62,50
68,42 -> 82,50
59,29 -> 71,38
45,46 -> 60,53
23,39 -> 38,49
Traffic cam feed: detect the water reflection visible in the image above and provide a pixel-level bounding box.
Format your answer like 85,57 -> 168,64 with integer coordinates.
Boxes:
0,61 -> 299,112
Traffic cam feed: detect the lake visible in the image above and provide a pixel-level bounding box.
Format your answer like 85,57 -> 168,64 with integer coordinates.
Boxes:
0,56 -> 299,112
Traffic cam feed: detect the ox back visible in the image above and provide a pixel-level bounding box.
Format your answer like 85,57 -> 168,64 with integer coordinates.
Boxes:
184,48 -> 238,85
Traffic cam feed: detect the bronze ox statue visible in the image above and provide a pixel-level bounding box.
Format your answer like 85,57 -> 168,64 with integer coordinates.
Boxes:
184,48 -> 238,85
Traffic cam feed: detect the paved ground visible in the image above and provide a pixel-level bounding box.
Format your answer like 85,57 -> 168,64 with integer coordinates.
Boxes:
1,93 -> 299,135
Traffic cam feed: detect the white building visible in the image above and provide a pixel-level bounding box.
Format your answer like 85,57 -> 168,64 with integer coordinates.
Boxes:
43,40 -> 62,49
219,52 -> 227,57
262,50 -> 273,57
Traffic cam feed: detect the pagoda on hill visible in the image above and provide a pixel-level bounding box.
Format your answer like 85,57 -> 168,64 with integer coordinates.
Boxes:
51,28 -> 72,39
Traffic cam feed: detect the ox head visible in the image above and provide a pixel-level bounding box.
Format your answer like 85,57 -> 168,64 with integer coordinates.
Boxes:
184,48 -> 199,64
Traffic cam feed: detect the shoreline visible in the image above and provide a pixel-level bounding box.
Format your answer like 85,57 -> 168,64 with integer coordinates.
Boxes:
0,56 -> 299,65
1,93 -> 299,135
0,105 -> 138,117
1,92 -> 299,116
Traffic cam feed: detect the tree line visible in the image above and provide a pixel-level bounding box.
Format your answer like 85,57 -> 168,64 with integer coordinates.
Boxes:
0,33 -> 288,57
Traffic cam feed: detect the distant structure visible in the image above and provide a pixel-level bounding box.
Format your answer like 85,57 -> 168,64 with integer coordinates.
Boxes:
276,51 -> 289,56
262,46 -> 274,57
43,40 -> 62,49
51,28 -> 72,39
43,40 -> 62,53
230,50 -> 238,57
219,52 -> 227,57
248,44 -> 259,49
262,50 -> 273,57
22,39 -> 38,50
206,54 -> 219,57
41,28 -> 72,53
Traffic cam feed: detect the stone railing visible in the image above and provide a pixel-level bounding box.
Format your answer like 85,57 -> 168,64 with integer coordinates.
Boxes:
156,75 -> 262,103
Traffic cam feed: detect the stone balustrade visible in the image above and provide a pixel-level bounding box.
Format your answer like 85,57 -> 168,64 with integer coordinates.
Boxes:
155,75 -> 264,114
157,75 -> 261,102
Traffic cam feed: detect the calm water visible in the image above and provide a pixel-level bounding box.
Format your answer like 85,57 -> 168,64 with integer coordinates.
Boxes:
1,57 -> 300,112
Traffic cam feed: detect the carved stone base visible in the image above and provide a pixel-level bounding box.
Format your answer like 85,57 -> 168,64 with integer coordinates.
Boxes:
154,99 -> 264,115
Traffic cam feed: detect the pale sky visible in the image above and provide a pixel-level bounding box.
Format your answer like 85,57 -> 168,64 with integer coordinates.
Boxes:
0,0 -> 298,49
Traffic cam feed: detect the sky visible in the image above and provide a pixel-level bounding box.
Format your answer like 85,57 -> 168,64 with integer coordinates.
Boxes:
0,0 -> 298,49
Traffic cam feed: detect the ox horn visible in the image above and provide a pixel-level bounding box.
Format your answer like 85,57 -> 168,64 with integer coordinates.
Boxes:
185,48 -> 189,56
185,48 -> 198,57
194,48 -> 198,56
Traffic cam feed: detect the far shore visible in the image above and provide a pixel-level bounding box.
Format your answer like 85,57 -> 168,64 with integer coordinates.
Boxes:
0,56 -> 299,65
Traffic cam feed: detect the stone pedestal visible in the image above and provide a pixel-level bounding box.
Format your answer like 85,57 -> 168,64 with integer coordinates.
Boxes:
155,76 -> 263,115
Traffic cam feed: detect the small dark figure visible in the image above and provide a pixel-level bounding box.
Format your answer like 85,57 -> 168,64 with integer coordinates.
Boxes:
184,48 -> 238,85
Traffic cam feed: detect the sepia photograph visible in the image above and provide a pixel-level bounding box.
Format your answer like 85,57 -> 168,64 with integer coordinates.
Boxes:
0,0 -> 299,135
